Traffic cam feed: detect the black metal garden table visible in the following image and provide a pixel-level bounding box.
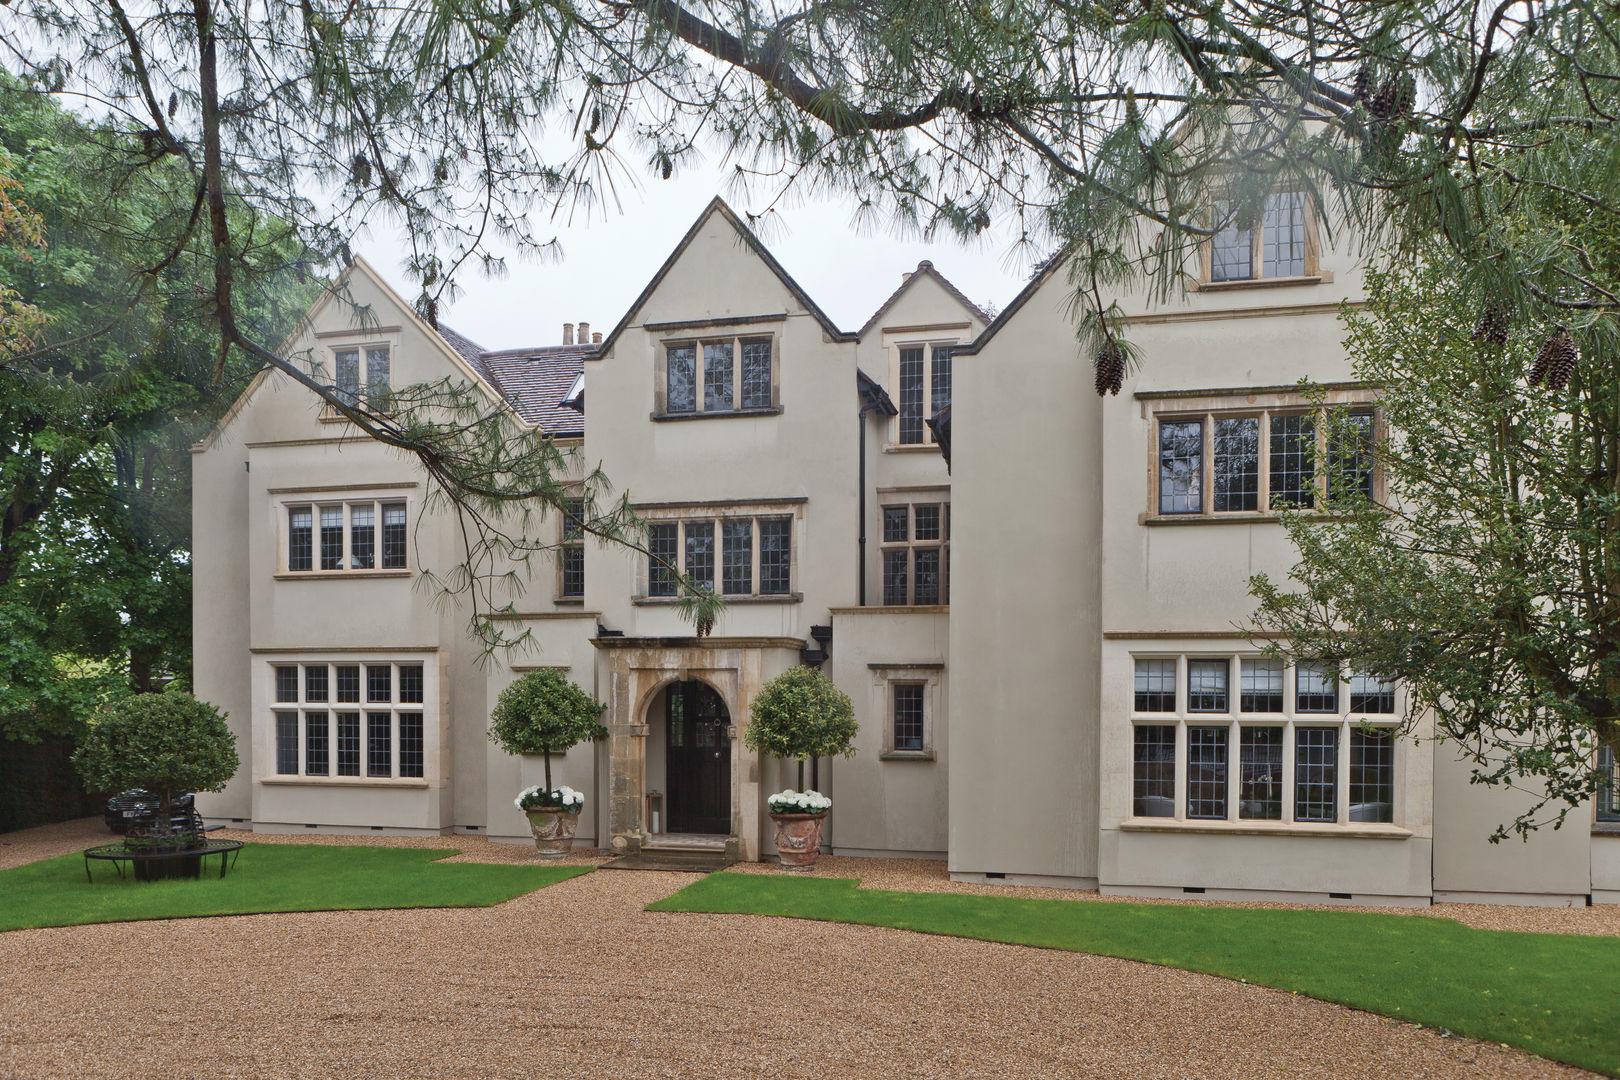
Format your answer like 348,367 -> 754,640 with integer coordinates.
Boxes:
82,839 -> 244,883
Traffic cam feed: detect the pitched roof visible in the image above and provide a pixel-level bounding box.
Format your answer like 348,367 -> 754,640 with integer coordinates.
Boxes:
858,260 -> 991,339
479,345 -> 593,436
952,248 -> 1072,356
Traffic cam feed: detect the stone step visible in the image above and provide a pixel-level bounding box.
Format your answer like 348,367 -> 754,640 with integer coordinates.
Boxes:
599,850 -> 736,873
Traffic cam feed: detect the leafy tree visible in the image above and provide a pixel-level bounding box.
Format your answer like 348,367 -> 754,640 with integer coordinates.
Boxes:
1251,218 -> 1620,837
72,688 -> 239,826
745,665 -> 857,791
487,669 -> 607,793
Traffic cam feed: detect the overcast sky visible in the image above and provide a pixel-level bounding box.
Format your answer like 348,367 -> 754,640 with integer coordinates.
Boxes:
359,164 -> 1037,351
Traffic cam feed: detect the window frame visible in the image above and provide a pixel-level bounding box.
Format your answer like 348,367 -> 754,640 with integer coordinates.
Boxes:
319,340 -> 393,417
878,492 -> 951,607
1127,653 -> 1403,830
1195,190 -> 1325,289
635,502 -> 802,602
273,487 -> 416,577
653,332 -> 779,418
261,656 -> 435,785
1145,392 -> 1382,522
556,492 -> 585,601
887,337 -> 959,448
873,663 -> 943,760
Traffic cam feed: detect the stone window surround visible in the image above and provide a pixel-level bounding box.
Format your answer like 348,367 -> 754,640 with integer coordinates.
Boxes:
870,662 -> 944,761
877,487 -> 951,607
314,333 -> 398,421
270,482 -> 418,579
633,498 -> 804,603
1141,386 -> 1382,524
1126,651 -> 1407,835
884,330 -> 961,449
556,487 -> 585,603
651,326 -> 781,419
1189,190 -> 1333,292
254,649 -> 441,789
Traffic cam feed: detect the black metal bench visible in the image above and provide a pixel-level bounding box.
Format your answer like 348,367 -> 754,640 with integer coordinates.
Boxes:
83,839 -> 244,883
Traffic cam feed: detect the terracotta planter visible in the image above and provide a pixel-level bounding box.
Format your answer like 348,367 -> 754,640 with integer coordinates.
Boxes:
770,812 -> 827,870
524,807 -> 582,857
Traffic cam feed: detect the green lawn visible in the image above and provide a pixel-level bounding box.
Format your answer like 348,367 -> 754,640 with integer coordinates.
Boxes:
651,873 -> 1620,1077
0,843 -> 589,932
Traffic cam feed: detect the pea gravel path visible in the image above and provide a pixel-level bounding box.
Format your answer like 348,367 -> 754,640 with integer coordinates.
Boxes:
0,821 -> 1602,1079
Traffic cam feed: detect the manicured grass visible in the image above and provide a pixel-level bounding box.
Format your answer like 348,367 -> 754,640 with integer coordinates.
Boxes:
651,873 -> 1620,1076
0,843 -> 589,932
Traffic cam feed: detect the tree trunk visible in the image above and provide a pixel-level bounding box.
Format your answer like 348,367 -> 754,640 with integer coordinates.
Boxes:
797,758 -> 804,792
543,747 -> 552,793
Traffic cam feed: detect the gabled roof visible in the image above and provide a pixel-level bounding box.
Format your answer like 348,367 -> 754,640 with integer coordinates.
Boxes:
952,249 -> 1071,357
857,260 -> 991,339
477,344 -> 593,437
596,197 -> 855,355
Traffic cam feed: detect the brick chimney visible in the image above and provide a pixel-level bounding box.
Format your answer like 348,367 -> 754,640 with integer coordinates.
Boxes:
562,322 -> 574,345
578,321 -> 590,344
592,332 -> 602,344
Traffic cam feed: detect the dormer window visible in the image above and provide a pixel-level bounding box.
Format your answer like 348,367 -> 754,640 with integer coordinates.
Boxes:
1201,192 -> 1321,287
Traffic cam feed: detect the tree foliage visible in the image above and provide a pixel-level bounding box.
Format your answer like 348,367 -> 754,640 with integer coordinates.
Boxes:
745,665 -> 857,790
1252,223 -> 1620,836
487,668 -> 607,791
72,689 -> 239,818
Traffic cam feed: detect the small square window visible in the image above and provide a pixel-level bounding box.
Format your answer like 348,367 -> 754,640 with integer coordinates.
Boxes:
1348,672 -> 1395,714
1187,660 -> 1229,713
1240,659 -> 1285,713
367,665 -> 392,703
1296,663 -> 1339,713
1134,659 -> 1176,713
274,666 -> 299,703
304,665 -> 328,703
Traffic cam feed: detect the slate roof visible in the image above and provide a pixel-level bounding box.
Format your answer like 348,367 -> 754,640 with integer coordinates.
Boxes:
436,324 -> 591,437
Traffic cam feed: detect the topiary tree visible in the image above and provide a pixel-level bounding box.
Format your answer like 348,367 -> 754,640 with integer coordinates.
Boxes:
745,665 -> 857,792
488,669 -> 607,796
72,689 -> 239,830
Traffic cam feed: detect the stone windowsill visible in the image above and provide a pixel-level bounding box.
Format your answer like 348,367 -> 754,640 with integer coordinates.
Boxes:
883,443 -> 945,454
1120,817 -> 1412,840
649,406 -> 782,422
1188,272 -> 1332,293
880,750 -> 937,762
260,776 -> 430,789
632,593 -> 803,605
1593,822 -> 1620,837
273,570 -> 413,580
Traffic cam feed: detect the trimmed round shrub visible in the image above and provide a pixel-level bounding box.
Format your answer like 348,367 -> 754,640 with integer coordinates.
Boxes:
488,669 -> 607,796
745,665 -> 857,791
73,690 -> 239,823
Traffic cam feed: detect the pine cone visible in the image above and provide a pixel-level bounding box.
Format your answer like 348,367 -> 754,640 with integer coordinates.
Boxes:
1471,303 -> 1510,346
695,612 -> 714,639
1352,65 -> 1371,106
1095,340 -> 1125,397
1369,77 -> 1397,121
1391,73 -> 1416,122
1538,328 -> 1579,390
352,151 -> 372,187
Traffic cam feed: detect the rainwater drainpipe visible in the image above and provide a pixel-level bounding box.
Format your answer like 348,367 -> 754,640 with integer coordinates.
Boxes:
858,396 -> 884,607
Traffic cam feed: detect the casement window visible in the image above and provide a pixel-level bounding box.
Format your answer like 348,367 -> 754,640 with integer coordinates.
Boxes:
1204,192 -> 1315,284
643,511 -> 794,599
874,664 -> 942,758
330,344 -> 391,408
880,499 -> 950,606
269,660 -> 428,781
661,336 -> 775,416
284,499 -> 407,573
1598,746 -> 1620,824
1151,406 -> 1376,517
1129,655 -> 1400,827
558,497 -> 584,599
894,344 -> 954,445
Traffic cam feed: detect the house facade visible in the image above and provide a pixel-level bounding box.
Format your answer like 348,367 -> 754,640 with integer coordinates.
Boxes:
193,197 -> 1620,906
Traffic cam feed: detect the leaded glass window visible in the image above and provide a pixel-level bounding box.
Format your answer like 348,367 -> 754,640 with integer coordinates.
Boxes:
1239,726 -> 1284,820
399,665 -> 424,704
304,665 -> 328,702
1134,659 -> 1176,712
931,345 -> 952,420
893,683 -> 925,752
367,712 -> 392,777
1186,726 -> 1229,819
365,345 -> 391,402
305,710 -> 329,776
1240,659 -> 1285,713
1262,192 -> 1307,278
1294,727 -> 1339,822
898,347 -> 925,444
740,339 -> 773,409
399,713 -> 424,778
1158,420 -> 1203,514
335,347 -> 360,405
559,497 -> 584,598
335,665 -> 361,703
319,505 -> 344,570
1187,659 -> 1229,713
382,503 -> 407,568
648,522 -> 678,597
275,665 -> 298,703
1348,672 -> 1395,714
275,712 -> 299,774
879,501 -> 949,605
1599,747 -> 1620,823
1349,728 -> 1394,823
1210,204 -> 1253,281
703,342 -> 733,411
1269,414 -> 1316,509
666,344 -> 697,413
1209,192 -> 1310,283
883,549 -> 908,606
1133,725 -> 1176,817
336,711 -> 361,776
1212,417 -> 1259,512
684,522 -> 715,591
722,519 -> 753,595
367,664 -> 391,703
759,517 -> 792,594
883,507 -> 909,543
1329,410 -> 1375,502
913,548 -> 941,606
288,508 -> 313,571
350,504 -> 375,569
1296,662 -> 1338,713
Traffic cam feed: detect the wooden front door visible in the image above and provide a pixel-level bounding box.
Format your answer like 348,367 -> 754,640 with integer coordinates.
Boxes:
665,680 -> 731,835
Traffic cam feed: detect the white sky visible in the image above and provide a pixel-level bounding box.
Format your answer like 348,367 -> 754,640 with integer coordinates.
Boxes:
358,164 -> 1036,351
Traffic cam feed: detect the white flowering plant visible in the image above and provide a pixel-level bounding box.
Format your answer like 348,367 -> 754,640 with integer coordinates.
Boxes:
516,784 -> 585,813
767,789 -> 831,816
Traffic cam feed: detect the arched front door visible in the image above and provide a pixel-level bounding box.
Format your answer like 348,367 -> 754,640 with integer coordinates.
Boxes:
665,680 -> 731,835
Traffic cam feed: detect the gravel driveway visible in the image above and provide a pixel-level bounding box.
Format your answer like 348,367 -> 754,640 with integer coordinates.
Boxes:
0,821 -> 1599,1080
